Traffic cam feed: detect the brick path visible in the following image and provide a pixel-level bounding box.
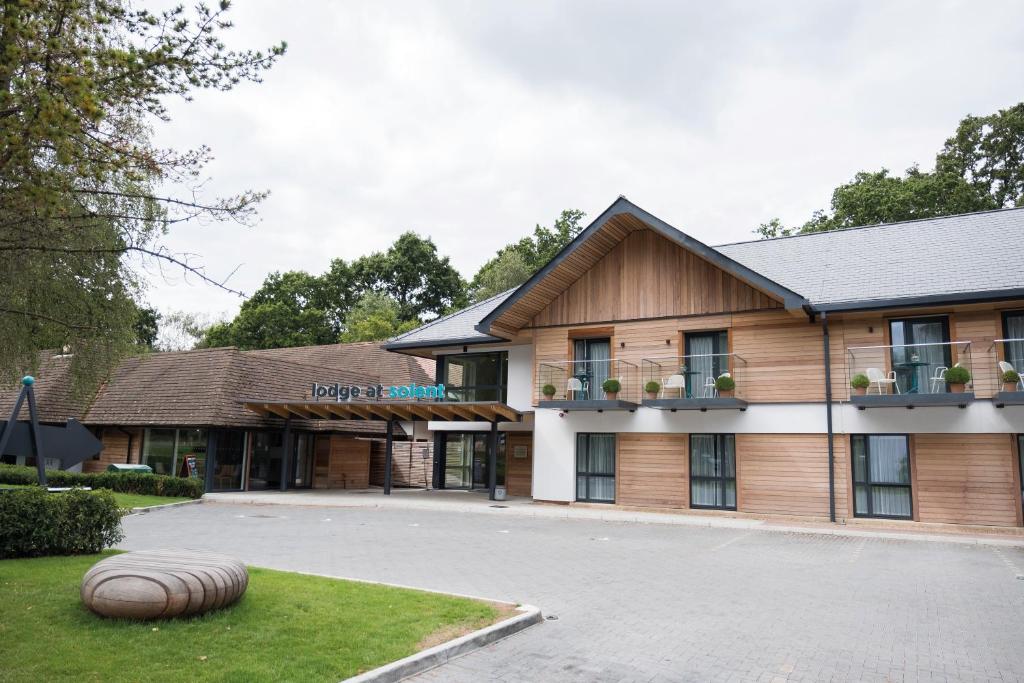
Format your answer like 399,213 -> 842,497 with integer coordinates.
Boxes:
122,503 -> 1024,682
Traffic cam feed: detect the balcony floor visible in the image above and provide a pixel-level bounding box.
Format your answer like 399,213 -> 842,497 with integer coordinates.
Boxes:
538,399 -> 638,412
850,392 -> 975,409
642,397 -> 748,411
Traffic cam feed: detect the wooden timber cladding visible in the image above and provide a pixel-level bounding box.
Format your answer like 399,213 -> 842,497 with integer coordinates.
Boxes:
529,225 -> 781,328
616,433 -> 688,508
89,428 -> 142,473
370,440 -> 433,488
737,434 -> 847,520
313,435 -> 369,489
912,434 -> 1020,526
506,433 -> 533,497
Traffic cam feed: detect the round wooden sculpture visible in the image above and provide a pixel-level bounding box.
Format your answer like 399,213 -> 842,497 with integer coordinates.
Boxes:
81,550 -> 249,620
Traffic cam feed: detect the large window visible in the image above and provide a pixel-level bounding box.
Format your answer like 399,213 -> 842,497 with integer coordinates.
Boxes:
889,317 -> 951,394
852,435 -> 912,519
142,428 -> 207,479
576,433 -> 615,503
440,352 -> 508,402
213,430 -> 247,491
572,338 -> 612,400
1003,311 -> 1024,372
690,434 -> 736,510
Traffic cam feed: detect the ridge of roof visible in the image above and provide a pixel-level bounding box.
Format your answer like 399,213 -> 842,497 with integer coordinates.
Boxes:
714,205 -> 1024,248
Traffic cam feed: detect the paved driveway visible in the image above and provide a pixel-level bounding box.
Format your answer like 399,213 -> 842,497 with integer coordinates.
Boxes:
122,503 -> 1024,682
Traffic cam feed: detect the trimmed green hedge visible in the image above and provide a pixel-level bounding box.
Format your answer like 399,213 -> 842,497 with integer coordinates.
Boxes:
0,464 -> 204,499
0,487 -> 124,558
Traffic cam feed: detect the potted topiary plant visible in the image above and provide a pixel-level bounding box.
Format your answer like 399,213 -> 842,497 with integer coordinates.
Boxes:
644,380 -> 661,400
943,365 -> 971,393
542,383 -> 556,399
1002,369 -> 1021,393
715,374 -> 736,398
850,373 -> 870,396
602,378 -> 621,400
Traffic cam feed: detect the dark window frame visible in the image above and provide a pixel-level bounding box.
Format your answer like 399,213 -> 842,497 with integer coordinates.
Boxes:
438,351 -> 508,403
1002,310 -> 1024,364
576,433 -> 616,504
689,433 -> 737,511
851,434 -> 913,520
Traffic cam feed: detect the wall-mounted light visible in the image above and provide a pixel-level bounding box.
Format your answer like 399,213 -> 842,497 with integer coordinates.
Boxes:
665,339 -> 671,345
867,327 -> 874,334
620,341 -> 625,348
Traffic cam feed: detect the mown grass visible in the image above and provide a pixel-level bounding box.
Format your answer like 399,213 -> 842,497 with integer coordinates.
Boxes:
0,552 -> 502,682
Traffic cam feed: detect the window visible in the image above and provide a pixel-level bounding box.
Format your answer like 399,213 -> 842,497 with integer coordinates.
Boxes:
888,317 -> 951,394
440,352 -> 508,402
142,428 -> 207,479
1003,311 -> 1024,371
441,432 -> 506,489
576,433 -> 615,503
685,331 -> 729,398
852,435 -> 912,519
690,434 -> 736,510
572,338 -> 612,400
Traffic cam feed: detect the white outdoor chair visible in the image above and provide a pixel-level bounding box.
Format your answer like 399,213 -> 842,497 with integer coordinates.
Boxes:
866,367 -> 900,395
661,374 -> 686,398
702,376 -> 717,398
566,377 -> 584,400
999,361 -> 1024,390
928,366 -> 949,393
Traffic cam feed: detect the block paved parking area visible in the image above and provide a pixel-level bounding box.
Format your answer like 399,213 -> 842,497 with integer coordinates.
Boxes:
122,503 -> 1024,682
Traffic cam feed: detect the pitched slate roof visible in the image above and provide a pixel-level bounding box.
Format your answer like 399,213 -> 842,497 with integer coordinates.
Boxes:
246,342 -> 435,385
383,290 -> 514,350
386,203 -> 1024,347
716,207 -> 1024,310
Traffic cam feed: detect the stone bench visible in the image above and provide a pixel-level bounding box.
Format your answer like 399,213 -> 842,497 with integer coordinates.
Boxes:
81,549 -> 249,620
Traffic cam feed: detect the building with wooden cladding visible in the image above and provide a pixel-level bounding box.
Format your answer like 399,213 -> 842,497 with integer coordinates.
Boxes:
384,196 -> 1024,529
0,343 -> 435,492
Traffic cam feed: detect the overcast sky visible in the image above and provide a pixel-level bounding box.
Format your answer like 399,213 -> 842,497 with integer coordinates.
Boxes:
143,0 -> 1024,321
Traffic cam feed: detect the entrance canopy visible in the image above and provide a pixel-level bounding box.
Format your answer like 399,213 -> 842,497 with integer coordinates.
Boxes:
242,400 -> 522,423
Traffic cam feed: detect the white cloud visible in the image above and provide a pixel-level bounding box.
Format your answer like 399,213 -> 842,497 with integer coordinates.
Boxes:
142,0 -> 1024,317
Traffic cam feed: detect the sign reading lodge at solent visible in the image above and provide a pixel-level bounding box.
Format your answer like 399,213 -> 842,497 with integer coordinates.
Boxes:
311,382 -> 446,401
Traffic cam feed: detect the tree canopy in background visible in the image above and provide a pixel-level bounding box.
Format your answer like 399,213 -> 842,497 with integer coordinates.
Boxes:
0,1 -> 284,393
757,102 -> 1024,238
469,209 -> 586,301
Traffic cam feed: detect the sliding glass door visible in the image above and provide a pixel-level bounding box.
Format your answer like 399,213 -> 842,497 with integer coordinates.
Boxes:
690,434 -> 736,510
442,432 -> 506,489
576,433 -> 615,503
889,317 -> 951,394
852,435 -> 912,519
573,338 -> 611,399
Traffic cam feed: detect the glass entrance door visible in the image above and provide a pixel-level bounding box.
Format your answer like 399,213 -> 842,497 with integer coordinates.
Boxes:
889,317 -> 951,394
442,432 -> 505,489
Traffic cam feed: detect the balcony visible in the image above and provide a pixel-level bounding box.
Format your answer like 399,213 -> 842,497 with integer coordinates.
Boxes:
846,341 -> 974,409
536,359 -> 639,411
639,354 -> 748,411
990,339 -> 1024,407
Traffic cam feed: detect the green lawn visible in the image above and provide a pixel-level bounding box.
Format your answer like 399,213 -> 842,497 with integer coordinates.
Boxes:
0,552 -> 505,682
0,485 -> 190,509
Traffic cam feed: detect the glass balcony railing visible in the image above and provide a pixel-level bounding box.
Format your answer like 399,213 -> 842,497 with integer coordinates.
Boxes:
536,359 -> 639,404
990,339 -> 1024,394
640,354 -> 747,401
846,341 -> 973,399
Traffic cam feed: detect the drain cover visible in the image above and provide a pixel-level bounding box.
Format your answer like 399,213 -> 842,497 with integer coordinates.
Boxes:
545,615 -> 559,621
489,504 -> 508,509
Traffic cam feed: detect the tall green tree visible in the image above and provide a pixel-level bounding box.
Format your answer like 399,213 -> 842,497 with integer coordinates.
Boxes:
469,209 -> 585,301
756,102 -> 1023,238
339,292 -> 419,343
0,1 -> 284,392
351,232 -> 467,320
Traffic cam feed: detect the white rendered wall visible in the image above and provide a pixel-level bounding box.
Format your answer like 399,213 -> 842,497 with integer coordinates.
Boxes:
504,345 -> 533,412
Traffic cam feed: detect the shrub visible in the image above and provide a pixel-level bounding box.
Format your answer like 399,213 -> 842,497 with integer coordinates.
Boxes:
602,378 -> 621,393
644,380 -> 661,393
0,487 -> 124,558
1002,369 -> 1020,384
541,383 -> 556,397
850,373 -> 870,389
0,464 -> 204,499
943,365 -> 971,385
715,375 -> 736,391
